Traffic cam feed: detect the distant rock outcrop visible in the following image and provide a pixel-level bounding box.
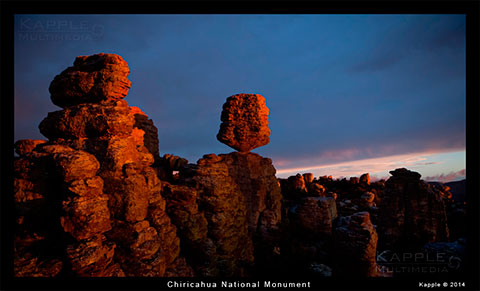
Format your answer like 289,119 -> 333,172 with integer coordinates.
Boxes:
360,173 -> 370,185
377,168 -> 449,249
277,172 -> 386,277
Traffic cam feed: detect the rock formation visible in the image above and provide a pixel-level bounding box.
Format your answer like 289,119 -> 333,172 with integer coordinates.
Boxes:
333,212 -> 378,277
277,172 -> 386,277
14,53 -> 192,277
168,152 -> 282,276
377,168 -> 449,250
14,53 -> 461,280
49,53 -> 131,108
161,94 -> 282,277
14,139 -> 46,155
14,57 -> 282,278
360,173 -> 370,185
289,197 -> 337,237
217,93 -> 270,152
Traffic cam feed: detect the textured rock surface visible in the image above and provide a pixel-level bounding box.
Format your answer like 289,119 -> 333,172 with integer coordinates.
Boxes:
277,172 -> 387,277
14,139 -> 47,156
130,106 -> 160,163
290,197 -> 337,236
195,152 -> 282,240
171,152 -> 283,276
14,144 -> 118,277
280,174 -> 307,198
162,182 -> 216,276
39,100 -> 134,140
49,53 -> 131,108
377,168 -> 449,249
217,94 -> 270,152
14,53 -> 191,277
334,212 -> 378,277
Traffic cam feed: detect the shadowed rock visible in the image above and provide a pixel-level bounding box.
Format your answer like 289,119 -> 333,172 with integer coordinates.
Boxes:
169,152 -> 282,277
377,168 -> 449,250
290,197 -> 337,237
334,212 -> 378,277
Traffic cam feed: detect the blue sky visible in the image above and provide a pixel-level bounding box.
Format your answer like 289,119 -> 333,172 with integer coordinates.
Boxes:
14,14 -> 466,181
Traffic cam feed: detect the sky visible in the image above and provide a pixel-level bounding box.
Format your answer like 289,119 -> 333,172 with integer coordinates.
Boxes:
14,14 -> 466,182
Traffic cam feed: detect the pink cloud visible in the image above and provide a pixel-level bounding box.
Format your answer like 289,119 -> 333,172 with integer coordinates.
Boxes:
275,151 -> 430,178
271,143 -> 464,174
424,169 -> 466,183
274,150 -> 465,181
370,175 -> 389,182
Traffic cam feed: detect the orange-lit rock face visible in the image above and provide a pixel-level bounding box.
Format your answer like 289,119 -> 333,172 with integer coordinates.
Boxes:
49,53 -> 131,108
14,139 -> 47,156
39,100 -> 134,140
217,94 -> 270,152
129,106 -> 160,162
14,53 -> 192,278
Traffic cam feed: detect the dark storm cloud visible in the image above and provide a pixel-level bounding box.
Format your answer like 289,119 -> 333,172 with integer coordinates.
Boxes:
348,15 -> 465,75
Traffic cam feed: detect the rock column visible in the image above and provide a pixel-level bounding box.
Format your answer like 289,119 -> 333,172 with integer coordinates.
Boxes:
14,53 -> 192,277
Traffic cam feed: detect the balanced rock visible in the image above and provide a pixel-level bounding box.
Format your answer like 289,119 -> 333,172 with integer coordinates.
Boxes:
49,53 -> 131,108
217,93 -> 270,152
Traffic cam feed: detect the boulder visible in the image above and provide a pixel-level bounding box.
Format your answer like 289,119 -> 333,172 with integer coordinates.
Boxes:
49,53 -> 131,108
217,93 -> 270,152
